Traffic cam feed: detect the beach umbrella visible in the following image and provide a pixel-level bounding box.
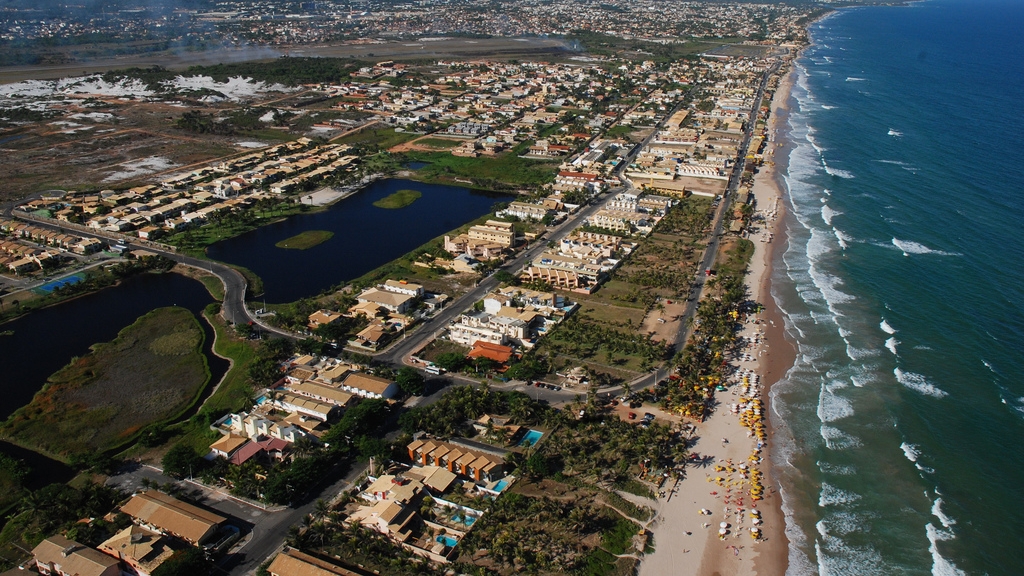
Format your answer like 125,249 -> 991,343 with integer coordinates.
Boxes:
719,528 -> 728,535
720,522 -> 729,528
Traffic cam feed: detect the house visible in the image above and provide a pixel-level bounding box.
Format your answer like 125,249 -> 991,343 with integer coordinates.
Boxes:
287,381 -> 355,408
209,433 -> 250,459
354,324 -> 390,350
467,341 -> 515,364
276,393 -> 337,421
98,526 -> 175,576
267,547 -> 371,576
382,279 -> 424,297
119,491 -> 226,546
496,202 -> 551,222
341,372 -> 400,399
308,309 -> 344,330
32,535 -> 121,576
356,288 -> 415,314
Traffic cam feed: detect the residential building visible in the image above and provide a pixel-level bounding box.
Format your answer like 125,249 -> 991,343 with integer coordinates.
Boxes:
308,309 -> 344,330
356,287 -> 415,314
98,526 -> 175,576
267,547 -> 371,576
466,220 -> 515,248
32,536 -> 120,576
382,279 -> 424,297
407,438 -> 508,483
341,372 -> 400,399
119,491 -> 226,546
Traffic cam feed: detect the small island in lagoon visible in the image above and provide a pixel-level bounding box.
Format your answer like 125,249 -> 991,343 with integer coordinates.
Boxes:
373,189 -> 422,209
275,230 -> 335,250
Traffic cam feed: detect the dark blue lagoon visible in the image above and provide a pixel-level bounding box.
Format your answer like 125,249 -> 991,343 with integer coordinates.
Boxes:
206,178 -> 512,303
0,272 -> 224,421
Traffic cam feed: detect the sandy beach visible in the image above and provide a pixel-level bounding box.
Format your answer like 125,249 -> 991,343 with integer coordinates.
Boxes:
638,64 -> 798,576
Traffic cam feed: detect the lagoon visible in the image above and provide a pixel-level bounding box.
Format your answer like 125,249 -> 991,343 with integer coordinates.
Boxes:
206,178 -> 511,303
0,273 -> 225,422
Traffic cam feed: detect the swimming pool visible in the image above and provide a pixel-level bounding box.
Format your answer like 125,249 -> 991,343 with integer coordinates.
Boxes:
435,535 -> 458,547
493,480 -> 509,492
452,513 -> 477,527
518,429 -> 543,447
256,395 -> 267,405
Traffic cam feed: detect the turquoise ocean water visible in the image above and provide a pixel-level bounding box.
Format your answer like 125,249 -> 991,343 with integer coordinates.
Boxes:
768,1 -> 1024,574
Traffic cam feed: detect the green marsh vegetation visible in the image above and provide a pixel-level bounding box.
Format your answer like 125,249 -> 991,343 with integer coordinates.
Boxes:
372,189 -> 422,209
275,229 -> 335,250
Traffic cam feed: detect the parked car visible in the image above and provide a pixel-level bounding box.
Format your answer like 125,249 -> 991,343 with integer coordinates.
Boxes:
628,412 -> 637,420
644,413 -> 655,421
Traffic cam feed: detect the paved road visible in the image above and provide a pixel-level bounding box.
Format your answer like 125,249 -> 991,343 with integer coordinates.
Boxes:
6,211 -> 295,338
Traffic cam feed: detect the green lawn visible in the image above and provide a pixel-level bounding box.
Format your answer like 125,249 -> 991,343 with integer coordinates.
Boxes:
199,275 -> 225,301
199,311 -> 259,416
372,189 -> 421,209
275,229 -> 334,250
0,307 -> 210,460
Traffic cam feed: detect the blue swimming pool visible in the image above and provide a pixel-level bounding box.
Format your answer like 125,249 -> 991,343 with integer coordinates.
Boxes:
518,429 -> 543,447
452,513 -> 477,527
493,480 -> 509,492
256,395 -> 267,405
436,535 -> 458,547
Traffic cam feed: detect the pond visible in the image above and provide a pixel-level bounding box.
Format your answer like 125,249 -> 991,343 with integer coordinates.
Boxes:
0,272 -> 225,422
206,178 -> 511,303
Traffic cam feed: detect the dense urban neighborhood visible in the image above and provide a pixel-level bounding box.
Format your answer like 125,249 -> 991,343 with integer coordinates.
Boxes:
0,1 -> 818,575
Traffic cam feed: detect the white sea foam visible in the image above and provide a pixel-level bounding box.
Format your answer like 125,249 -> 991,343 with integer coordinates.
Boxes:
818,462 -> 856,476
981,359 -> 997,374
900,442 -> 921,463
834,228 -> 851,249
931,498 -> 956,529
888,128 -> 903,137
892,238 -> 960,257
821,104 -> 836,110
819,482 -> 862,507
815,534 -> 889,576
894,368 -> 949,398
824,164 -> 856,179
926,523 -> 966,576
821,204 -> 841,226
880,319 -> 897,334
845,77 -> 866,81
823,188 -> 832,196
818,381 -> 854,423
844,339 -> 876,361
885,337 -> 900,356
821,425 -> 862,450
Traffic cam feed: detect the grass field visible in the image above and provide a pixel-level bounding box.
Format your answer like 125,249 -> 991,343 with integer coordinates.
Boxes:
413,137 -> 461,150
404,148 -> 559,186
334,127 -> 419,150
275,229 -> 335,250
372,189 -> 421,209
0,307 -> 210,460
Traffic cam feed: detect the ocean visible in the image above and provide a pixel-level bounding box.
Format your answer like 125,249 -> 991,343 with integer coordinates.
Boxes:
767,1 -> 1024,575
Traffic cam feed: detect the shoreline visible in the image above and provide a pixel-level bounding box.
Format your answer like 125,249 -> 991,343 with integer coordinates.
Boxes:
636,61 -> 799,576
